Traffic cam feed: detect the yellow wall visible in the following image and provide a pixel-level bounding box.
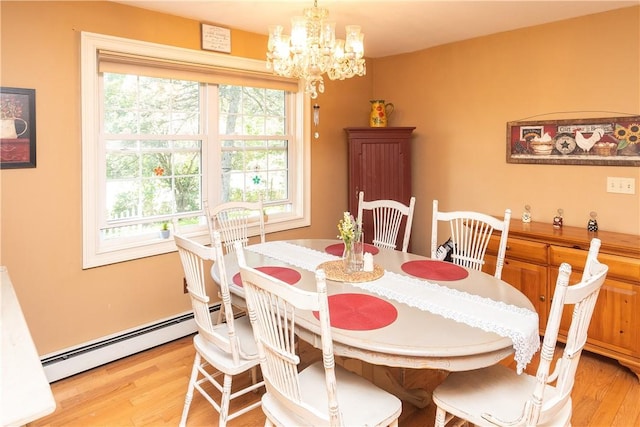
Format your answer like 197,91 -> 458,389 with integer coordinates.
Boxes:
370,6 -> 640,256
1,1 -> 638,356
0,1 -> 363,355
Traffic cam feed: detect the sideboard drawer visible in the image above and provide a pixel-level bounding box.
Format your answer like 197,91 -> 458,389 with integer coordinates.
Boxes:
550,245 -> 640,283
488,235 -> 548,264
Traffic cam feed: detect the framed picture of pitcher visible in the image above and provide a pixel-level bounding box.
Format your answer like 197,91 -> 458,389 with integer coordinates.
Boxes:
1,87 -> 36,169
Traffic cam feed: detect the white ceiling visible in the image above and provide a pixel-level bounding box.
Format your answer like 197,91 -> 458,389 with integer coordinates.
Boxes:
113,0 -> 638,58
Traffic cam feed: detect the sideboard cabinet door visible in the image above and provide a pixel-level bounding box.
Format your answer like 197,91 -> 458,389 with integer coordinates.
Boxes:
485,254 -> 548,330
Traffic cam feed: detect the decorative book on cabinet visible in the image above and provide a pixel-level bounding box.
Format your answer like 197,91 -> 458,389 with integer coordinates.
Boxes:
345,127 -> 415,249
484,219 -> 640,381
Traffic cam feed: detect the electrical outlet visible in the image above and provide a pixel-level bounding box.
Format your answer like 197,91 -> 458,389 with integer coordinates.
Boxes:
183,277 -> 188,293
607,177 -> 636,194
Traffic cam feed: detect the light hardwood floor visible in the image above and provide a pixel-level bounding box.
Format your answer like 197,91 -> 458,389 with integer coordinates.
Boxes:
30,334 -> 640,426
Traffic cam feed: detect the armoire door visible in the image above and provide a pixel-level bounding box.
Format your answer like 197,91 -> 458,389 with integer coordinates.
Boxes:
345,127 -> 415,248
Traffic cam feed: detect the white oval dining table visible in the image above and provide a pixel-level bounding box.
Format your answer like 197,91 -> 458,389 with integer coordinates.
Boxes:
214,239 -> 537,407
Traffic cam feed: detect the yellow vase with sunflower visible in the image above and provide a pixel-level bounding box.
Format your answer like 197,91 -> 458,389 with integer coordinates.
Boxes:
369,100 -> 394,127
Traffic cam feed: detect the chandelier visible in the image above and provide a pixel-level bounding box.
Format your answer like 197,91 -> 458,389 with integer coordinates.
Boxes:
266,0 -> 366,99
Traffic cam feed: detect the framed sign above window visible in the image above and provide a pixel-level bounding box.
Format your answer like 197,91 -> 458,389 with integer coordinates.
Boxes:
201,23 -> 231,53
507,116 -> 640,166
0,87 -> 36,169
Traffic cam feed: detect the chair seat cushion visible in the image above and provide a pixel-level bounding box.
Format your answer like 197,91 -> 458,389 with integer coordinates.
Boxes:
194,315 -> 259,375
432,364 -> 571,426
261,361 -> 402,426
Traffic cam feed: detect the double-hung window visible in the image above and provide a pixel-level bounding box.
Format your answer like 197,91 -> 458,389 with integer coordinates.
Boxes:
81,32 -> 310,268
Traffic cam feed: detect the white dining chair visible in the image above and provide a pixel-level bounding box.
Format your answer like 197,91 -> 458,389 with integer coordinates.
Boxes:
234,241 -> 403,427
431,199 -> 512,279
174,232 -> 263,427
432,238 -> 608,427
357,191 -> 416,252
204,199 -> 266,254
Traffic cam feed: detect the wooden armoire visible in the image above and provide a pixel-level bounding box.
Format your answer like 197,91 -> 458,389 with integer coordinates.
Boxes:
345,127 -> 415,248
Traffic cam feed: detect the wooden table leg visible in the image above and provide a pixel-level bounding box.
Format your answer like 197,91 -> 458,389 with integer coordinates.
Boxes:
372,365 -> 432,408
340,358 -> 431,408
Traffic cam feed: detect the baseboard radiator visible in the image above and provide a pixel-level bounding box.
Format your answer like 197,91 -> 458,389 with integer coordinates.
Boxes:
41,304 -> 220,383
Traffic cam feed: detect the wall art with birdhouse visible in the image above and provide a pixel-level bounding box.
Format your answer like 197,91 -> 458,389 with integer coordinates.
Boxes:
506,115 -> 640,166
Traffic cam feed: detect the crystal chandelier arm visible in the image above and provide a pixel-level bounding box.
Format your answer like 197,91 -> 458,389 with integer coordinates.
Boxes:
266,0 -> 366,98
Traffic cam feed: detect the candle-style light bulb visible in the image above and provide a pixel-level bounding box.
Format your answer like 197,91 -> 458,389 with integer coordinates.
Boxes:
313,103 -> 320,139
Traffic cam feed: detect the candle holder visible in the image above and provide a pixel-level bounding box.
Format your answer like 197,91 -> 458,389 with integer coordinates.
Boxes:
553,208 -> 564,229
587,211 -> 598,232
522,204 -> 532,223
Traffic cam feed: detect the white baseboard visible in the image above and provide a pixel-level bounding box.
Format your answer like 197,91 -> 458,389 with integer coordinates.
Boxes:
41,305 -> 219,383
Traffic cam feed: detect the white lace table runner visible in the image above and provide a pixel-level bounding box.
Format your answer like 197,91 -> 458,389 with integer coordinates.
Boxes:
246,241 -> 539,373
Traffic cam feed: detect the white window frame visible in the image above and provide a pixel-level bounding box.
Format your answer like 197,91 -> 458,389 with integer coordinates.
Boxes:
81,32 -> 310,268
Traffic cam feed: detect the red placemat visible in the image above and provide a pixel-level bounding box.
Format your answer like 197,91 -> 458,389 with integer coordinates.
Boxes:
232,266 -> 301,287
313,293 -> 397,331
401,260 -> 469,281
325,242 -> 380,256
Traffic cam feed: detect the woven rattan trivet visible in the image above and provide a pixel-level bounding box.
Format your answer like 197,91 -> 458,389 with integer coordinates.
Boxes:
317,260 -> 384,283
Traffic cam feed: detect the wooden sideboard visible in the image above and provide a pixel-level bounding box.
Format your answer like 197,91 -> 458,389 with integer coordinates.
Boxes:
484,219 -> 640,381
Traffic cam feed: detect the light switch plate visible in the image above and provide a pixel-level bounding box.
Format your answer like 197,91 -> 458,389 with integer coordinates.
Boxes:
607,177 -> 636,194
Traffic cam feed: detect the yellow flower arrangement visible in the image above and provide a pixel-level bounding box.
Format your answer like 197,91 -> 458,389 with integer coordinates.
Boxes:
628,123 -> 640,145
337,212 -> 361,246
615,123 -> 639,151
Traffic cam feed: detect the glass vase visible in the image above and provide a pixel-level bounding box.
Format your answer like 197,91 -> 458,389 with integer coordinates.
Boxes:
343,228 -> 364,273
